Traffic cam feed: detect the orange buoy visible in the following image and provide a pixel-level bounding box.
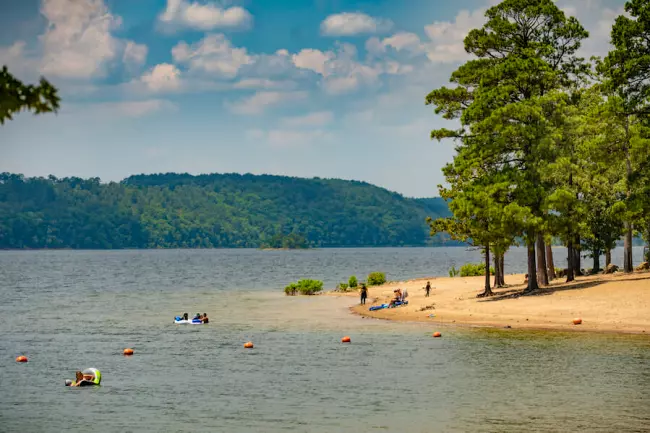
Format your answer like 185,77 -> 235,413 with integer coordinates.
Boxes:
432,332 -> 442,338
244,342 -> 254,349
123,348 -> 134,356
341,336 -> 351,343
572,318 -> 582,325
16,355 -> 28,363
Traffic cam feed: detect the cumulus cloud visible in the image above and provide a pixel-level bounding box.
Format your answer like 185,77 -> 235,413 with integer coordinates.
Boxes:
281,111 -> 333,128
291,43 -> 381,94
39,0 -> 122,78
141,63 -> 182,92
321,12 -> 393,36
0,0 -> 148,81
158,0 -> 252,31
226,91 -> 308,115
172,33 -> 253,78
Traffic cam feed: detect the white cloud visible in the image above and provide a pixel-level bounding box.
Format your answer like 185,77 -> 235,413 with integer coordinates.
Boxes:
233,78 -> 296,90
281,111 -> 333,128
141,63 -> 182,92
172,33 -> 253,78
291,49 -> 334,75
291,43 -> 381,94
159,0 -> 252,31
226,91 -> 308,115
123,41 -> 148,72
39,0 -> 122,79
321,12 -> 392,36
423,9 -> 486,62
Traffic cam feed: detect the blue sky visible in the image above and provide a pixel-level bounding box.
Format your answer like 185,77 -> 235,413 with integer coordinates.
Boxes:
0,0 -> 627,197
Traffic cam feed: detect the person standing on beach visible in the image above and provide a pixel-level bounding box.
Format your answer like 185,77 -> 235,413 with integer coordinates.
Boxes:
360,284 -> 368,305
424,281 -> 432,297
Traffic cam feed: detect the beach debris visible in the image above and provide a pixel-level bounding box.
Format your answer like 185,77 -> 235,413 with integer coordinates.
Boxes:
123,348 -> 134,356
16,355 -> 28,363
341,336 -> 351,343
428,314 -> 436,318
418,304 -> 435,312
504,325 -> 512,329
244,342 -> 254,349
432,332 -> 442,338
635,262 -> 649,271
604,264 -> 619,274
572,318 -> 582,325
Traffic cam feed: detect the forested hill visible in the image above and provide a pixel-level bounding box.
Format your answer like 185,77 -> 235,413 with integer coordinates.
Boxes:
0,172 -> 453,249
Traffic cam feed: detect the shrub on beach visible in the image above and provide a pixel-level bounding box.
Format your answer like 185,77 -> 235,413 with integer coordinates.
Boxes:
367,272 -> 386,286
284,279 -> 324,295
348,275 -> 358,288
336,282 -> 350,291
459,263 -> 494,277
448,266 -> 460,277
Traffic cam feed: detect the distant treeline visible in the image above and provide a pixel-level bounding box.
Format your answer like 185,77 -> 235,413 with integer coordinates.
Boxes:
0,172 -> 456,249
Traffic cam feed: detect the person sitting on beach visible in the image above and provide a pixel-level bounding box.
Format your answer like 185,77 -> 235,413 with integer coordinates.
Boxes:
193,313 -> 201,320
183,313 -> 189,321
389,289 -> 402,307
201,313 -> 209,323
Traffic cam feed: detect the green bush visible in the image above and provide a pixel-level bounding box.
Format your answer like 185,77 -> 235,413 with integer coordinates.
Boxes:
367,272 -> 386,286
337,282 -> 349,291
449,266 -> 460,277
459,263 -> 494,277
284,279 -> 323,295
348,275 -> 358,288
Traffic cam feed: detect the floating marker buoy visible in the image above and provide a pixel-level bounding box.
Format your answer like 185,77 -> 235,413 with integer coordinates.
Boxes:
341,336 -> 351,343
123,348 -> 134,356
433,332 -> 442,338
16,355 -> 28,363
572,318 -> 582,325
244,342 -> 254,349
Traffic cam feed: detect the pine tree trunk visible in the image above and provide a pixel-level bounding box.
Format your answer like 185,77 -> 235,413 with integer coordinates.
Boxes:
525,240 -> 539,293
478,244 -> 493,297
493,253 -> 501,288
536,234 -> 549,286
624,222 -> 633,273
566,240 -> 575,282
573,237 -> 582,276
546,244 -> 556,280
605,249 -> 612,267
592,248 -> 601,274
499,253 -> 505,286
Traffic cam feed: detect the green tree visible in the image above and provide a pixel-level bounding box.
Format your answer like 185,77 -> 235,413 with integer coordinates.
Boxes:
426,0 -> 589,293
0,66 -> 60,124
599,0 -> 650,272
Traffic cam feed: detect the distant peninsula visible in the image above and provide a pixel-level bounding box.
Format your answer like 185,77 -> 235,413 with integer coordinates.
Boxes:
0,172 -> 457,249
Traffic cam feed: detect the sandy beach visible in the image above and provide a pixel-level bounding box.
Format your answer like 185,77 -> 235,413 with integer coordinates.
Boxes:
340,271 -> 650,334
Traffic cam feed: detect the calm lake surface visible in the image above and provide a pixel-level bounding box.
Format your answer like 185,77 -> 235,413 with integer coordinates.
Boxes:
1,247 -> 648,433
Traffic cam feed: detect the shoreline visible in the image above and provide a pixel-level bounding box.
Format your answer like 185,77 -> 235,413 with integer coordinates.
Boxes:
329,272 -> 650,335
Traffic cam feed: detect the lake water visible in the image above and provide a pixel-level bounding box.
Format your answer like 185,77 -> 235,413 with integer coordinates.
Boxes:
1,247 -> 648,432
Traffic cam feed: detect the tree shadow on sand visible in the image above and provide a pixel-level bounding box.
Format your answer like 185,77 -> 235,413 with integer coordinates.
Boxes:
477,274 -> 650,302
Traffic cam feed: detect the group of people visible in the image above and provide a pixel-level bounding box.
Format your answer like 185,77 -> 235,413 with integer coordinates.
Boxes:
362,280 -> 435,306
178,312 -> 209,323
